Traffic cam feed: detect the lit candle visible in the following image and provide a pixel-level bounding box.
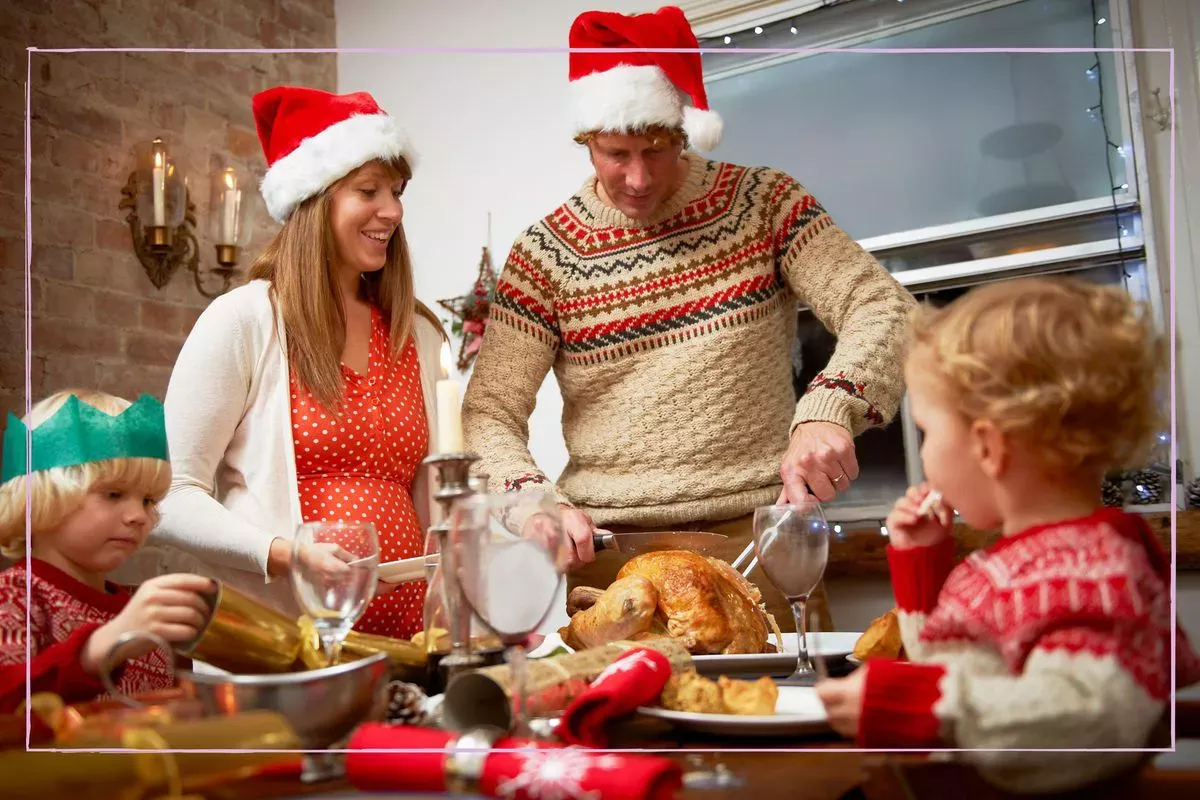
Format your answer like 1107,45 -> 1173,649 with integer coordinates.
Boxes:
435,342 -> 464,453
152,148 -> 165,227
222,169 -> 239,245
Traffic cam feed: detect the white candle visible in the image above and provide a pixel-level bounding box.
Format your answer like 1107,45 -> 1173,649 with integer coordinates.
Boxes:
222,170 -> 239,245
152,149 -> 165,227
435,342 -> 464,453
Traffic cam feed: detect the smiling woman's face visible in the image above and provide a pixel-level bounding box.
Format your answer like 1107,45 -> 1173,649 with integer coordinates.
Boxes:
328,160 -> 408,276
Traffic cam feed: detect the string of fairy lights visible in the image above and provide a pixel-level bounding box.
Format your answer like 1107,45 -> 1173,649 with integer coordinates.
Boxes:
1087,1 -> 1134,282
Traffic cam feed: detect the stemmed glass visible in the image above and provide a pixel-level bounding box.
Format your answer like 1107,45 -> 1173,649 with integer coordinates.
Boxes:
290,521 -> 380,666
451,491 -> 568,736
752,499 -> 830,684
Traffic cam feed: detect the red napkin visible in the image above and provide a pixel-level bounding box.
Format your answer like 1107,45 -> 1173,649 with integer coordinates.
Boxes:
346,723 -> 682,800
555,647 -> 673,747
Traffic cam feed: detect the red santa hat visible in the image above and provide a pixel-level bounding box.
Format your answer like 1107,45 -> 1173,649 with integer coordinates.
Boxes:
568,6 -> 723,151
253,86 -> 417,224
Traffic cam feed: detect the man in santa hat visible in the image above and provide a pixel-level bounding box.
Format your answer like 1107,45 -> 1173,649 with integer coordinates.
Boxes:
463,6 -> 916,631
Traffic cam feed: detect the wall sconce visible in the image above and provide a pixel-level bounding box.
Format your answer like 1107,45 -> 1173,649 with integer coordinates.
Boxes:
119,138 -> 249,299
210,162 -> 251,269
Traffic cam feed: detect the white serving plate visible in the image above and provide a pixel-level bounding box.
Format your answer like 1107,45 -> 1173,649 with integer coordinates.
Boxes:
528,631 -> 861,675
637,684 -> 829,736
377,555 -> 434,584
690,631 -> 860,677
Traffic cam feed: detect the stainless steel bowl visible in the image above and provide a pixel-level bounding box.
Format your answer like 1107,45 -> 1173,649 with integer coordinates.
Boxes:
179,651 -> 390,750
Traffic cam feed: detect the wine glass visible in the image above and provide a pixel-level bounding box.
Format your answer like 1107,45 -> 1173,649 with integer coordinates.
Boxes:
290,521 -> 380,666
451,491 -> 567,736
752,500 -> 830,684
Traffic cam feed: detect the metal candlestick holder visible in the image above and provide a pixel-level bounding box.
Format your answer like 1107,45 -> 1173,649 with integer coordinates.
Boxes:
422,451 -> 485,679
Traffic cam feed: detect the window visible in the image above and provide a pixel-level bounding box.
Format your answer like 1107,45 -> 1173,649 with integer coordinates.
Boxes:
701,0 -> 1167,518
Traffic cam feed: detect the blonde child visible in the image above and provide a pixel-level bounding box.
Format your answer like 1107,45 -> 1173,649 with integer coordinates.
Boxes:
0,390 -> 214,712
815,277 -> 1200,792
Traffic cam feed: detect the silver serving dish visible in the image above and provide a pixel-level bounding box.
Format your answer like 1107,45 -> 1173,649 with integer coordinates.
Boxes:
179,651 -> 390,751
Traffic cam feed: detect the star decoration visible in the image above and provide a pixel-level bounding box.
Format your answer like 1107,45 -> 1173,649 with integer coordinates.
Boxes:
495,747 -> 623,800
438,245 -> 497,372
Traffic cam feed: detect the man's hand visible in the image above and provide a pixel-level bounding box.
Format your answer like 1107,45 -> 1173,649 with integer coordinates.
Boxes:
780,421 -> 858,503
815,667 -> 867,740
520,506 -> 597,571
559,506 -> 597,571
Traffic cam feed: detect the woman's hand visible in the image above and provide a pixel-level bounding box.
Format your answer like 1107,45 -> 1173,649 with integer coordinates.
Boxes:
885,483 -> 954,551
267,537 -> 292,578
294,541 -> 357,580
269,537 -> 359,580
82,573 -> 215,674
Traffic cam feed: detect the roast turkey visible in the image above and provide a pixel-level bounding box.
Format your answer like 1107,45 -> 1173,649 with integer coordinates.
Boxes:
561,550 -> 780,655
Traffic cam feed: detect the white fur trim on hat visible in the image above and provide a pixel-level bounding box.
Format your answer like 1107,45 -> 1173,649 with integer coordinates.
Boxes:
259,113 -> 418,224
683,105 -> 724,151
569,64 -> 684,137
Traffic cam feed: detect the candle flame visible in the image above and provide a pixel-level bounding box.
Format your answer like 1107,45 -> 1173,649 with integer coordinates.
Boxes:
153,150 -> 164,170
439,341 -> 453,378
223,168 -> 237,190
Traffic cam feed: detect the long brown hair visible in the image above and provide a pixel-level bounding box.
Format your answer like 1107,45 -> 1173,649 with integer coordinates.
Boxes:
248,157 -> 443,412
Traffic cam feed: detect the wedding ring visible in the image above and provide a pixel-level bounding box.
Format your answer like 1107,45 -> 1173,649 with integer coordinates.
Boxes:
444,726 -> 504,794
831,473 -> 846,485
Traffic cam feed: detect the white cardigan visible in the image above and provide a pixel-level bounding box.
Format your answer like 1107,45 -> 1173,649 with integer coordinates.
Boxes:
148,279 -> 442,615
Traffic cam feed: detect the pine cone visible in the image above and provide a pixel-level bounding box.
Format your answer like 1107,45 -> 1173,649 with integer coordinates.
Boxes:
1102,478 -> 1125,508
1187,477 -> 1200,510
1126,469 -> 1165,505
384,680 -> 429,726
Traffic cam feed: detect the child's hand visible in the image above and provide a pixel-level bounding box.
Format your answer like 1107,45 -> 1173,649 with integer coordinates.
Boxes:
82,573 -> 215,675
886,483 -> 954,550
815,667 -> 867,739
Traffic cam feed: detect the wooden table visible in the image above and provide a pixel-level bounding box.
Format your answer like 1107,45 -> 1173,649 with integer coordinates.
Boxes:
200,704 -> 1200,800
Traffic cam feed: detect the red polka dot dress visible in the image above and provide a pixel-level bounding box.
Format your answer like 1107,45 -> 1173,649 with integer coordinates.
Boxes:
290,306 -> 429,639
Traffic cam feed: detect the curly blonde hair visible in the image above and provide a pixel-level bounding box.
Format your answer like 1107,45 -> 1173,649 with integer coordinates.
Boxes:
0,390 -> 172,559
909,276 -> 1165,474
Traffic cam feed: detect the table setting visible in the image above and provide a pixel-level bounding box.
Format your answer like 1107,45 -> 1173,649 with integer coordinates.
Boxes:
0,443 -> 902,800
2,444 -> 1193,800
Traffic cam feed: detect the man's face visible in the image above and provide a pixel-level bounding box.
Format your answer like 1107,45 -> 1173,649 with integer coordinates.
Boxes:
587,132 -> 685,220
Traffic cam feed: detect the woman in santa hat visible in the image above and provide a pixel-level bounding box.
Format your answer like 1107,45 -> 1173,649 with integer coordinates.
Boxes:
150,86 -> 443,640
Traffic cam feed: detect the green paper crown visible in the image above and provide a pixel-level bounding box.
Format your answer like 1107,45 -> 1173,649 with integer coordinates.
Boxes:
1,394 -> 168,483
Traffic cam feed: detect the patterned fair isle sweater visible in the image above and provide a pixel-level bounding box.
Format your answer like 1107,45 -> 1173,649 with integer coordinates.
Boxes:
462,153 -> 916,527
0,559 -> 175,713
860,508 -> 1200,794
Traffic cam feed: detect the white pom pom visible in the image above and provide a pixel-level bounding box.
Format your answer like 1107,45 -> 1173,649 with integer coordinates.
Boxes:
683,106 -> 724,151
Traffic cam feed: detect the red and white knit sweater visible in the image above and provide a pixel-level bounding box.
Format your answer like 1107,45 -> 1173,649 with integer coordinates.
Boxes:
0,559 -> 175,713
861,508 -> 1200,793
463,153 -> 915,527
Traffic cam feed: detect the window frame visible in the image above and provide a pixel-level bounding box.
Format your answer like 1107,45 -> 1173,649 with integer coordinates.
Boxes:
695,0 -> 1174,519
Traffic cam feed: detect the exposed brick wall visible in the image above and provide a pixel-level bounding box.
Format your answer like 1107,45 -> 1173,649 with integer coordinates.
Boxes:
0,0 -> 337,418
